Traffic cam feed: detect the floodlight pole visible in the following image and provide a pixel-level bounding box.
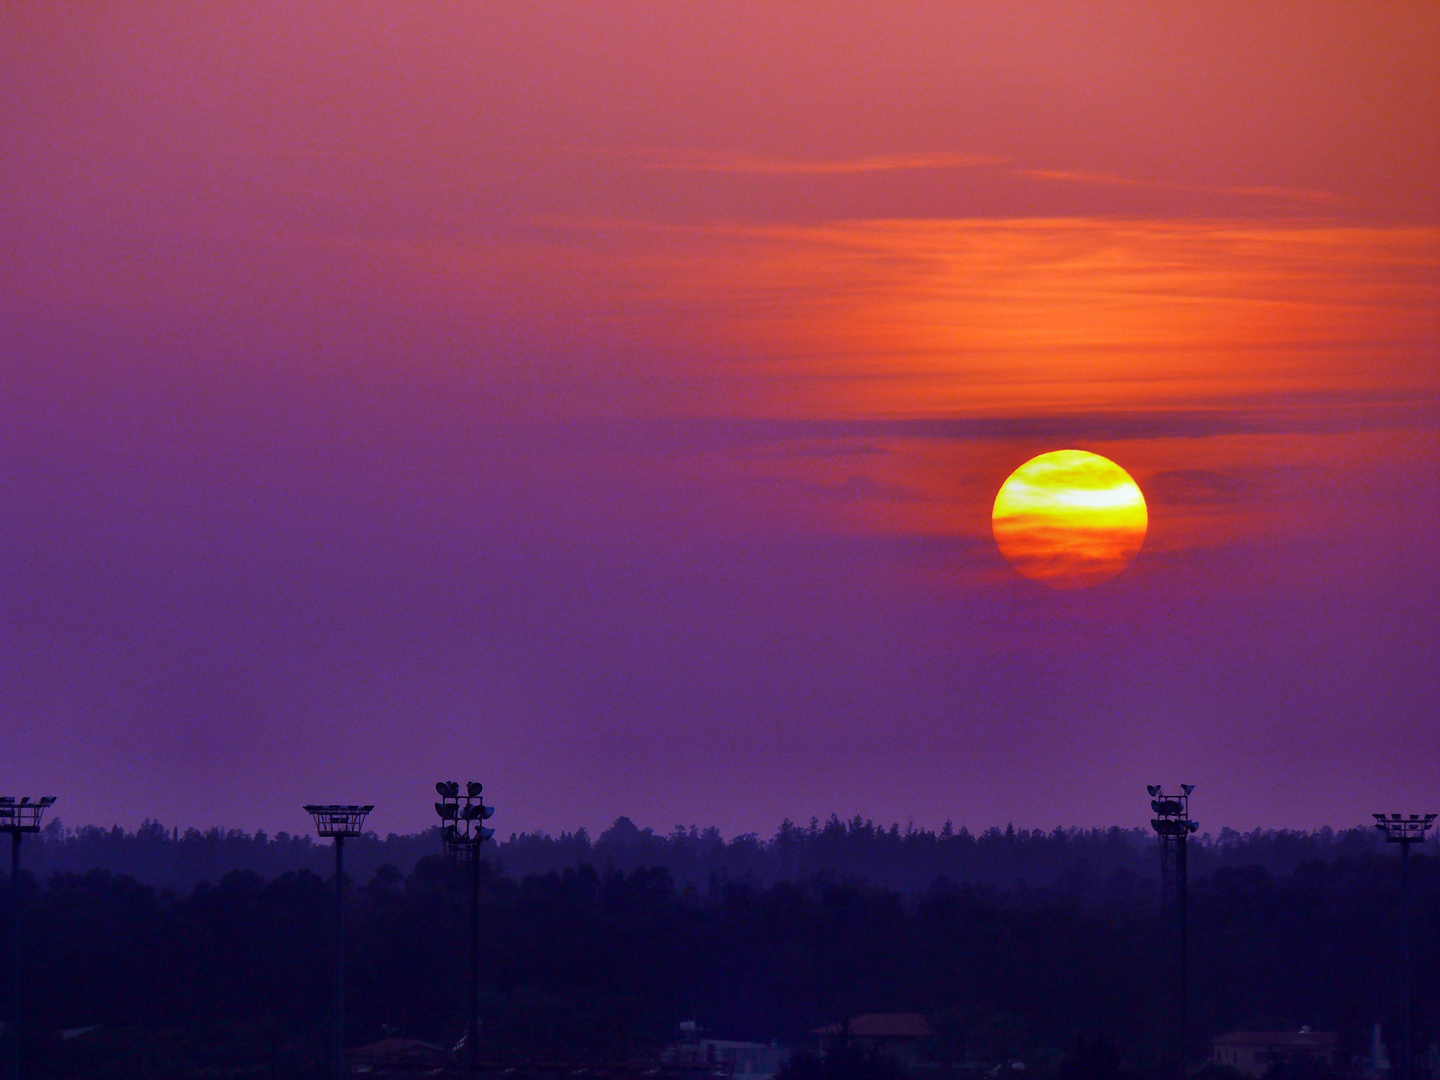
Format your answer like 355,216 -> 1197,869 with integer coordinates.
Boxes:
1177,826 -> 1187,1073
469,840 -> 480,1080
1401,840 -> 1409,1080
435,781 -> 496,1080
1148,785 -> 1197,1080
334,833 -> 345,1079
305,804 -> 373,1080
8,831 -> 16,1080
1374,813 -> 1435,1080
0,797 -> 55,1080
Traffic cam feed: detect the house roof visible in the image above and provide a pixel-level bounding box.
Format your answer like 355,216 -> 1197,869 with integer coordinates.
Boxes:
814,1014 -> 932,1039
1211,1032 -> 1339,1050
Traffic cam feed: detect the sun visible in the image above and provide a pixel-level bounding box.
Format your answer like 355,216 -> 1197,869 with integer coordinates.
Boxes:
991,450 -> 1148,589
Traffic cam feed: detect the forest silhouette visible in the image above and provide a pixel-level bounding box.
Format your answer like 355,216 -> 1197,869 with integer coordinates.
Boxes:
4,818 -> 1434,1078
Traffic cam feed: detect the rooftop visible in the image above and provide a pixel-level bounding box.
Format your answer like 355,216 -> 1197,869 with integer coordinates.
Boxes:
814,1014 -> 932,1039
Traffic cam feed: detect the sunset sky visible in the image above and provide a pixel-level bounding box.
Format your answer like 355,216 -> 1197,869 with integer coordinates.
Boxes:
3,3 -> 1436,839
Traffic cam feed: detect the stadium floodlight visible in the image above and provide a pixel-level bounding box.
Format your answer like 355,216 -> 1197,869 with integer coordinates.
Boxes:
305,804 -> 374,838
0,797 -> 54,836
1373,812 -> 1436,845
434,781 -> 497,1080
1147,785 -> 1197,1080
1,795 -> 56,1080
305,804 -> 373,1080
1373,810 -> 1434,1080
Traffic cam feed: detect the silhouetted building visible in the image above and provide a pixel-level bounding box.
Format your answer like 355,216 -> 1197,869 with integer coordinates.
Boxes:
814,1014 -> 933,1071
668,1039 -> 790,1080
1210,1029 -> 1338,1079
666,1021 -> 791,1080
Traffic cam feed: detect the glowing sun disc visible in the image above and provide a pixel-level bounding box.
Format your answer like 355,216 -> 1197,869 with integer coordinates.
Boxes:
992,450 -> 1148,588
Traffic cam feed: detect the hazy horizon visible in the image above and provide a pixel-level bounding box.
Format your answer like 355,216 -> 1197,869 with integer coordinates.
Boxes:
24,807 -> 1407,844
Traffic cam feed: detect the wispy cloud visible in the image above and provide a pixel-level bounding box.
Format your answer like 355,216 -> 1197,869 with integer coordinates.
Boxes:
605,147 -> 1350,210
1017,167 -> 1349,207
740,397 -> 1440,445
1146,469 -> 1254,506
623,148 -> 1008,175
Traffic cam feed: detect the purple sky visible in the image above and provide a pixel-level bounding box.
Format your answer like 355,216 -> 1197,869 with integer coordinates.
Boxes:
2,3 -> 1437,840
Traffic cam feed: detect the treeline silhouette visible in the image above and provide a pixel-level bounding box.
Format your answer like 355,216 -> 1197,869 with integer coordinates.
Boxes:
4,837 -> 1435,1079
22,815 -> 1390,897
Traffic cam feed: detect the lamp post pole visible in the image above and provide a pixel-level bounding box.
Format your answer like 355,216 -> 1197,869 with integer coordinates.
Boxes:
1148,785 -> 1197,1080
1373,813 -> 1435,1080
0,796 -> 55,1080
305,804 -> 374,1080
434,781 -> 496,1080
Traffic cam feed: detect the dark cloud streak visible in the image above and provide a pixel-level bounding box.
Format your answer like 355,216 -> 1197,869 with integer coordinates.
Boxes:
528,395 -> 1440,457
